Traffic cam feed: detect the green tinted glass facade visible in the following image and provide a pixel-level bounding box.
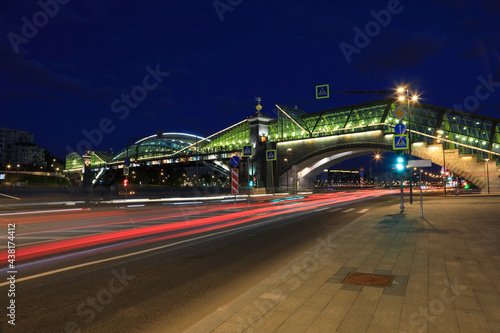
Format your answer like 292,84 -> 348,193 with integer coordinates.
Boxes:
65,152 -> 83,170
202,122 -> 250,153
269,99 -> 499,162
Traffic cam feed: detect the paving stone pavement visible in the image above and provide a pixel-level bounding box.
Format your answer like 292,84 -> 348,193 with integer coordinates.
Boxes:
185,195 -> 500,333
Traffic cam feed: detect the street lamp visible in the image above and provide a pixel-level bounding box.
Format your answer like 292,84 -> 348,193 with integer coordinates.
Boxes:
369,153 -> 381,185
396,86 -> 419,204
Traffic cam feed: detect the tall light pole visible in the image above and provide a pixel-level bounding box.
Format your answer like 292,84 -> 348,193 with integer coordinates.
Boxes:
397,87 -> 419,204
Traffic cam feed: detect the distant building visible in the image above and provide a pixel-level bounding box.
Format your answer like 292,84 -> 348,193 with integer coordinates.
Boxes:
0,127 -> 46,167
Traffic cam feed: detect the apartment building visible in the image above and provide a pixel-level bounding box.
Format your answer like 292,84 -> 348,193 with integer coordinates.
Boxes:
0,127 -> 46,167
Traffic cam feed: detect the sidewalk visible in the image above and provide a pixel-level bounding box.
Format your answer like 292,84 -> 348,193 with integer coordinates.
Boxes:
185,195 -> 500,333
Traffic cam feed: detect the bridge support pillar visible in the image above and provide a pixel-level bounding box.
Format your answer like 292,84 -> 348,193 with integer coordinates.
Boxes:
248,111 -> 274,192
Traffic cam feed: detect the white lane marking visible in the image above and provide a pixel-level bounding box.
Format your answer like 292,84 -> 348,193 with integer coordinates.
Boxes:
0,217 -> 279,286
358,209 -> 369,214
342,208 -> 355,213
0,208 -> 85,216
0,192 -> 21,200
328,208 -> 342,213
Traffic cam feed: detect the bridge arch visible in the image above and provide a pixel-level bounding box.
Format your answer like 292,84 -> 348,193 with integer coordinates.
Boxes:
276,129 -> 393,181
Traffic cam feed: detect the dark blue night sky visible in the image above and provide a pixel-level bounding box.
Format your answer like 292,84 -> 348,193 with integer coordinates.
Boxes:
1,0 -> 500,160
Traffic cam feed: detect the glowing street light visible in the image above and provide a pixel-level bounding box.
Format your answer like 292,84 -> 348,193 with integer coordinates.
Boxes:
396,86 -> 420,204
369,153 -> 381,185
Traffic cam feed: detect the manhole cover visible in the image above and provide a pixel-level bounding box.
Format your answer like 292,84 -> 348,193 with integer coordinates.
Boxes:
342,272 -> 394,287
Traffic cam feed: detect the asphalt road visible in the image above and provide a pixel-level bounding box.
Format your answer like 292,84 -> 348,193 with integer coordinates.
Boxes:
1,191 -> 401,333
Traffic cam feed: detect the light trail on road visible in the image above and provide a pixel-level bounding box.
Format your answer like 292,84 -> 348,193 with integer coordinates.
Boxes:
2,190 -> 395,267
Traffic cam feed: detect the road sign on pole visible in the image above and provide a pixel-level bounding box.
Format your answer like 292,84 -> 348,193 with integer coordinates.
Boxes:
316,84 -> 329,99
266,150 -> 277,161
394,122 -> 406,135
393,134 -> 408,150
242,145 -> 253,157
392,106 -> 407,120
231,168 -> 239,194
123,167 -> 129,176
230,155 -> 240,167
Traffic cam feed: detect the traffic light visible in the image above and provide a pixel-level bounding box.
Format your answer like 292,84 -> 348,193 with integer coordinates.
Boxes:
123,178 -> 128,187
395,153 -> 406,172
134,159 -> 138,164
249,177 -> 257,187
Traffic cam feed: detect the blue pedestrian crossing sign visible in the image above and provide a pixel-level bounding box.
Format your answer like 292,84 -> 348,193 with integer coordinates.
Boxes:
242,145 -> 253,157
266,150 -> 277,161
316,84 -> 329,99
393,134 -> 408,150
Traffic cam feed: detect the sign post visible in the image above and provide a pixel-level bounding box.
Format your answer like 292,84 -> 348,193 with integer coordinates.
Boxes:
266,150 -> 277,194
242,145 -> 252,190
408,159 -> 432,218
231,168 -> 239,195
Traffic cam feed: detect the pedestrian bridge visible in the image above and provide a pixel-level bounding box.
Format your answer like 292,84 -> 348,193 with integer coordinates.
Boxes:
65,98 -> 500,192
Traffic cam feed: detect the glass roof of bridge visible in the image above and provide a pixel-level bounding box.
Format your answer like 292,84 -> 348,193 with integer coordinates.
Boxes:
269,99 -> 500,160
110,133 -> 208,162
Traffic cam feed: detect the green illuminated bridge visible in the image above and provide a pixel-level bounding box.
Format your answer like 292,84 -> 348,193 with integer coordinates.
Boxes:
66,98 -> 500,192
